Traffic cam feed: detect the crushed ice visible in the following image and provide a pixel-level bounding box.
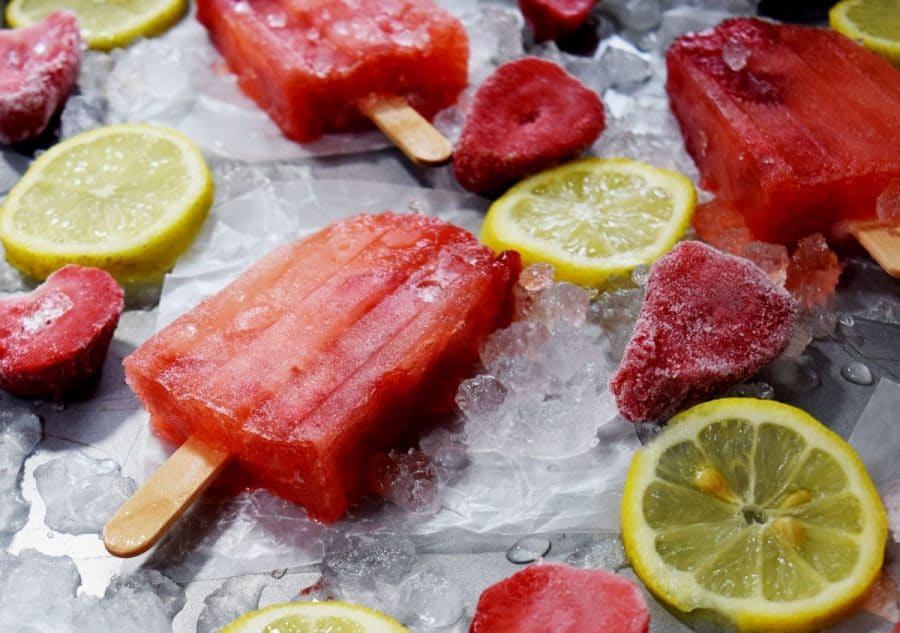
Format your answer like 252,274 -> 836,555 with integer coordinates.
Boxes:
306,535 -> 466,630
196,575 -> 268,633
34,451 -> 137,534
0,550 -> 183,632
0,409 -> 42,539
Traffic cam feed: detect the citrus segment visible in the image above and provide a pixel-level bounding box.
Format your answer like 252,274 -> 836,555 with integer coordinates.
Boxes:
0,123 -> 213,283
6,0 -> 187,50
222,601 -> 410,633
830,0 -> 900,67
621,398 -> 887,633
480,158 -> 695,287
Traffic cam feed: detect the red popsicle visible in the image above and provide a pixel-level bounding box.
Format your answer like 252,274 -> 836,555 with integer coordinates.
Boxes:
0,265 -> 123,400
453,57 -> 605,195
666,18 -> 900,245
195,0 -> 467,162
0,11 -> 82,144
118,213 -> 519,549
610,241 -> 795,423
470,563 -> 650,633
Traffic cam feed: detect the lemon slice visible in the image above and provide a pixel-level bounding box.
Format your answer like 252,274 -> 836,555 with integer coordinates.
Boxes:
222,601 -> 411,633
6,0 -> 186,51
480,157 -> 696,287
830,0 -> 900,67
1,123 -> 213,283
621,398 -> 887,633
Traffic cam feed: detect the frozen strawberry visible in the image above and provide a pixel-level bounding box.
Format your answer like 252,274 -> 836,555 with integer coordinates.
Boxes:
518,0 -> 595,42
610,241 -> 795,422
470,563 -> 649,633
0,11 -> 82,145
453,58 -> 605,196
0,265 -> 124,400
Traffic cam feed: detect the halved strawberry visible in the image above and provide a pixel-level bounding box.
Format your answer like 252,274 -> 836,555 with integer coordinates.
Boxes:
453,57 -> 605,196
0,265 -> 124,400
0,11 -> 82,144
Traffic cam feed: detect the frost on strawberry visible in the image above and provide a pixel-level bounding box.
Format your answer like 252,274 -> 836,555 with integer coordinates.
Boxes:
0,12 -> 82,145
0,265 -> 123,400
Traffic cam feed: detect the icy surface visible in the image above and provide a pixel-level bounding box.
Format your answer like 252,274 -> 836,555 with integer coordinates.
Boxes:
0,549 -> 183,632
196,575 -> 267,633
0,409 -> 42,538
565,533 -> 629,572
34,451 -> 136,534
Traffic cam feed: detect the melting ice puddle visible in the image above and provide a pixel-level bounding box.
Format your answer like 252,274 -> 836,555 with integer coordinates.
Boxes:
841,361 -> 874,386
506,536 -> 551,564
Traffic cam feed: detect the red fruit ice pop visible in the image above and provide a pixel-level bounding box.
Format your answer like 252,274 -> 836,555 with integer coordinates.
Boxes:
195,0 -> 467,164
453,57 -> 605,196
470,563 -> 650,633
106,213 -> 519,556
518,0 -> 595,42
610,241 -> 795,423
666,18 -> 900,247
0,11 -> 82,145
0,265 -> 124,400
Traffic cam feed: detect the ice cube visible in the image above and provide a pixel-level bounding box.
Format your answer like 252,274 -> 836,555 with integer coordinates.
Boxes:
597,46 -> 654,92
419,428 -> 469,471
601,0 -> 663,34
517,263 -> 556,294
60,94 -> 106,139
530,283 -> 591,329
565,533 -> 628,571
0,549 -> 80,630
105,570 -> 185,621
741,241 -> 789,287
34,451 -> 137,534
368,449 -> 440,514
463,6 -> 525,84
785,234 -> 842,309
0,409 -> 42,536
655,6 -> 732,52
722,36 -> 751,71
876,181 -> 900,223
399,565 -> 465,628
196,576 -> 268,633
317,536 -> 418,617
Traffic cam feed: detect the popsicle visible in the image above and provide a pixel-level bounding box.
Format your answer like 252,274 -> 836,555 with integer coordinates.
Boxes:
610,241 -> 795,423
666,18 -> 900,247
453,57 -> 605,196
0,11 -> 82,144
0,265 -> 123,401
469,563 -> 650,633
107,213 -> 519,556
195,0 -> 467,165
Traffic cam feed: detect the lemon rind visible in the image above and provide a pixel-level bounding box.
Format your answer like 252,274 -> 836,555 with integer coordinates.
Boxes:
622,398 -> 887,633
829,0 -> 900,67
6,0 -> 187,51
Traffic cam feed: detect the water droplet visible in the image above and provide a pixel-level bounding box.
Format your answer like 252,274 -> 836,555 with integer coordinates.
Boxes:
841,362 -> 873,386
270,568 -> 287,579
46,531 -> 54,539
506,536 -> 551,564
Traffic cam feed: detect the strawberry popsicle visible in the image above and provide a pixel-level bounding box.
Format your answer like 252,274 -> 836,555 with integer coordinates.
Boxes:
666,18 -> 900,245
195,0 -> 468,145
124,213 -> 520,523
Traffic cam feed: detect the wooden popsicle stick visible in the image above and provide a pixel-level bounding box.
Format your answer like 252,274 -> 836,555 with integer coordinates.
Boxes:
359,96 -> 453,167
103,436 -> 230,558
848,221 -> 900,278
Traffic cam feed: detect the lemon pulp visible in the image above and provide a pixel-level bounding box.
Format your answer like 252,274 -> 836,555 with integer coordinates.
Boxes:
622,398 -> 887,633
481,158 -> 695,287
1,123 -> 213,283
